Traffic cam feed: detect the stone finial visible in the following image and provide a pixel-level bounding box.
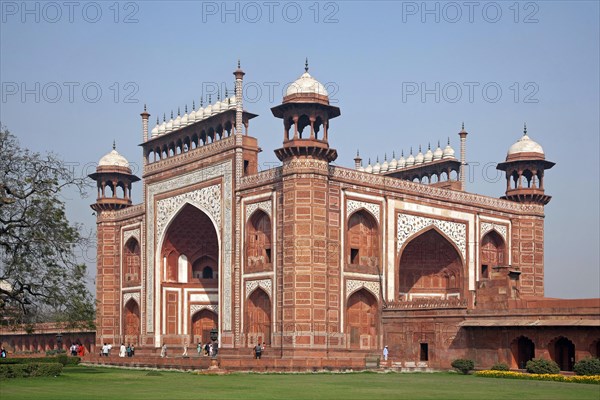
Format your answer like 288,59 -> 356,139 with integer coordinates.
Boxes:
523,122 -> 527,135
305,57 -> 309,72
112,140 -> 116,150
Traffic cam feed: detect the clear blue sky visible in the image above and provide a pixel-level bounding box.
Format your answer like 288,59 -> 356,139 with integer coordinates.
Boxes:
1,1 -> 598,299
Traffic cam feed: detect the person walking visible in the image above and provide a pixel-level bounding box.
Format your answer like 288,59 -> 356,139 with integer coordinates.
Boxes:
160,343 -> 167,358
383,345 -> 389,361
197,341 -> 202,356
119,343 -> 126,358
182,341 -> 188,357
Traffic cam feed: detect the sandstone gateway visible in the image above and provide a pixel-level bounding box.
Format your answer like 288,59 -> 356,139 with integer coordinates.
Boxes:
87,63 -> 599,370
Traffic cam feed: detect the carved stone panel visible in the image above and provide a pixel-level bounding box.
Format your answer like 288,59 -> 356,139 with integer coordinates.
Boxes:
245,279 -> 272,299
480,222 -> 508,241
245,200 -> 272,221
346,279 -> 380,300
123,292 -> 141,307
346,199 -> 380,224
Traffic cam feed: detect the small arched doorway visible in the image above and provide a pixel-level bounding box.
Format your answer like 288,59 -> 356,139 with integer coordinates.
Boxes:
551,337 -> 575,371
511,336 -> 535,369
245,288 -> 272,346
346,289 -> 378,349
191,309 -> 218,344
124,299 -> 140,345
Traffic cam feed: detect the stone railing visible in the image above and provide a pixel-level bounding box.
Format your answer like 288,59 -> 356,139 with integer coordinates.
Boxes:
330,166 -> 545,215
385,298 -> 468,310
144,135 -> 236,174
240,166 -> 282,188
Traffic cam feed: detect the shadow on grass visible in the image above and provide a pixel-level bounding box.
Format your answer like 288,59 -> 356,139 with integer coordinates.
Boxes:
67,367 -> 109,374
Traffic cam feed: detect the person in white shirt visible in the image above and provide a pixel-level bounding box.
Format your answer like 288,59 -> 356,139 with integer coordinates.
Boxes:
119,343 -> 126,357
383,345 -> 389,361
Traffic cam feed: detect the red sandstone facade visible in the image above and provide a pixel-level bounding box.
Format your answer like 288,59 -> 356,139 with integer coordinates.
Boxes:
80,63 -> 599,370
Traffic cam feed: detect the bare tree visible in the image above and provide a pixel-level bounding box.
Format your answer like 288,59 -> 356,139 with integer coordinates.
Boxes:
0,126 -> 95,330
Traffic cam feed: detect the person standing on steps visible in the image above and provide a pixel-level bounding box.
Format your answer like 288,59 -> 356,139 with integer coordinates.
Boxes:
254,342 -> 262,359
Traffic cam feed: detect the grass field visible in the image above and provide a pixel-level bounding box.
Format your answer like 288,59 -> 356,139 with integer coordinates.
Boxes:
1,366 -> 599,400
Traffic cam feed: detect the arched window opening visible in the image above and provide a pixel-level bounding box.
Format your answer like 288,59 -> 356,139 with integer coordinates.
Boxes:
480,230 -> 506,279
123,238 -> 141,286
398,229 -> 463,301
192,256 -> 216,280
347,210 -> 379,274
202,266 -> 214,279
314,116 -> 323,139
511,171 -> 519,189
297,115 -> 310,138
245,210 -> 273,274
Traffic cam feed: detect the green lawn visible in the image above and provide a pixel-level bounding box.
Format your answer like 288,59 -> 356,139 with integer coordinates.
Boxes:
1,366 -> 599,400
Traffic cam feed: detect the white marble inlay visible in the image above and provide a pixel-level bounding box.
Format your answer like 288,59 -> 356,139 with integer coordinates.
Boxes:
397,213 -> 466,260
347,199 -> 380,224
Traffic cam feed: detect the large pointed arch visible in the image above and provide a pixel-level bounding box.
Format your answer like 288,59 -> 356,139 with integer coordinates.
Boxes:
397,226 -> 464,301
160,203 -> 219,285
159,203 -> 220,337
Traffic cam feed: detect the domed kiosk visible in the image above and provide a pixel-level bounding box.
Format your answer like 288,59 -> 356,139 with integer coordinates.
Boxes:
88,142 -> 140,212
496,124 -> 555,205
271,59 -> 340,163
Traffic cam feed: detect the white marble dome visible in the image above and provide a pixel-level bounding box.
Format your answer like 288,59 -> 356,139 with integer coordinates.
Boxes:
99,148 -> 129,169
286,71 -> 329,97
406,151 -> 415,166
415,148 -> 424,164
158,119 -> 167,135
507,133 -> 544,157
443,141 -> 455,159
398,152 -> 406,168
424,146 -> 434,162
196,107 -> 205,121
433,143 -> 443,160
151,122 -> 159,137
